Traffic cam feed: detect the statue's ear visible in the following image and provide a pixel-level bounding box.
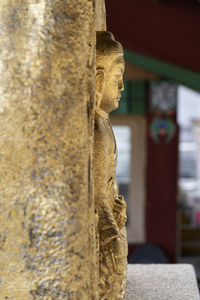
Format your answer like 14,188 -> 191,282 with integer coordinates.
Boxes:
96,67 -> 106,97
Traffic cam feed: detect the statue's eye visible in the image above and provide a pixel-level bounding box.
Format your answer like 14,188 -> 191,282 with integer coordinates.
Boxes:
114,75 -> 121,80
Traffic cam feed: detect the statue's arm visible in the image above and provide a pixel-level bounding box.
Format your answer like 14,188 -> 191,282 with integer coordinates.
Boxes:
93,128 -> 117,230
93,127 -> 120,240
94,123 -> 126,274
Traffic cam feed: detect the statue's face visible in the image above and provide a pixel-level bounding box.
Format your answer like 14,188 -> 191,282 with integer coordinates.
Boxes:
100,56 -> 125,113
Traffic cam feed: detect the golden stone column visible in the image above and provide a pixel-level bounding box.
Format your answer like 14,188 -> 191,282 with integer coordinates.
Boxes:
0,0 -> 105,299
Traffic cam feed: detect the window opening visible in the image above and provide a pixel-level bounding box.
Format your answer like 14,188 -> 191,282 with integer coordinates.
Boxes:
177,85 -> 200,280
113,125 -> 131,224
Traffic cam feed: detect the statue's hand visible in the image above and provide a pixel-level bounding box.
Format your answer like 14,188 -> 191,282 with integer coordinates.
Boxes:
113,195 -> 127,229
101,227 -> 125,275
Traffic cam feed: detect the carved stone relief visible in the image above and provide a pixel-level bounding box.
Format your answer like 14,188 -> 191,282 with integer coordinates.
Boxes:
0,1 -> 127,299
94,31 -> 128,300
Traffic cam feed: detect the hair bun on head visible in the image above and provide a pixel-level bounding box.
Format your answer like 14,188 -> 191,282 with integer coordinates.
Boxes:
96,31 -> 115,43
96,31 -> 123,57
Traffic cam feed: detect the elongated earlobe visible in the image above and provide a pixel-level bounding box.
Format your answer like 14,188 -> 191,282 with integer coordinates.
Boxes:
96,67 -> 106,107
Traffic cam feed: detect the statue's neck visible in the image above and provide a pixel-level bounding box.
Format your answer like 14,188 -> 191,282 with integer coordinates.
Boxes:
95,107 -> 109,119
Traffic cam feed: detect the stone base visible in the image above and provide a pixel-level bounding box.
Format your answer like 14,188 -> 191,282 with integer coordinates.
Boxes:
126,264 -> 200,300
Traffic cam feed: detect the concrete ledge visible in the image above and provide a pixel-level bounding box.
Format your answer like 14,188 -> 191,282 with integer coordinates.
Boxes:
126,264 -> 200,300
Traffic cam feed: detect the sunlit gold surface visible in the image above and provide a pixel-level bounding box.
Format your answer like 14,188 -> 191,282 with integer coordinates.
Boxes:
94,31 -> 128,299
0,1 -> 106,299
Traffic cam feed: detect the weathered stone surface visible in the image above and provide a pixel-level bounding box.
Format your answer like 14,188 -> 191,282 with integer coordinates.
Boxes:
0,0 -> 105,298
95,0 -> 106,31
126,264 -> 200,300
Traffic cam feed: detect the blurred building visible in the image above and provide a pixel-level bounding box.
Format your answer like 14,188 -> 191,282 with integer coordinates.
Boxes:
105,0 -> 200,270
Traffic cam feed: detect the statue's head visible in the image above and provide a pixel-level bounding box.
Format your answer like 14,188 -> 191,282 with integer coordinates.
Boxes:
96,31 -> 125,113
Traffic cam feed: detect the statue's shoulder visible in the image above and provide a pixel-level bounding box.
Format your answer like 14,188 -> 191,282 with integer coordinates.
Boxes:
94,114 -> 109,141
94,116 -> 103,137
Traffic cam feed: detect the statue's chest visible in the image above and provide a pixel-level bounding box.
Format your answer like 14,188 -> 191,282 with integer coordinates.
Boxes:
101,118 -> 117,170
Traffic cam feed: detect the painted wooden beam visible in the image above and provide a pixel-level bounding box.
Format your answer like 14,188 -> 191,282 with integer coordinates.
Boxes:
125,49 -> 200,91
124,62 -> 160,81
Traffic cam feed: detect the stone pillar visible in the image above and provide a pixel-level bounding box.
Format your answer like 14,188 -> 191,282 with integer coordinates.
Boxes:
0,0 -> 105,298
